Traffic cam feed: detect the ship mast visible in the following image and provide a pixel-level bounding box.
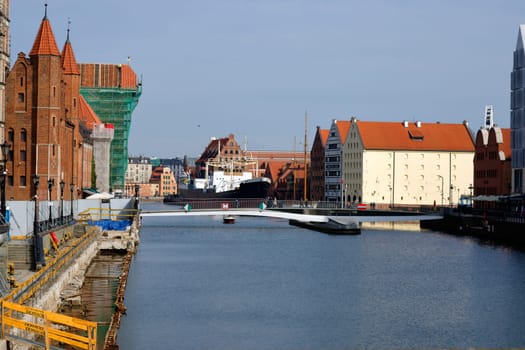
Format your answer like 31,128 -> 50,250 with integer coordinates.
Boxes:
303,111 -> 308,201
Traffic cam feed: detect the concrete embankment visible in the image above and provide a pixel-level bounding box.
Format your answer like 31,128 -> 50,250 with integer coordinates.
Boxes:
1,211 -> 140,350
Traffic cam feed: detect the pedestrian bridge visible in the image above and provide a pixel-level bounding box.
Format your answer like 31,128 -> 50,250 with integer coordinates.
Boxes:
139,208 -> 443,226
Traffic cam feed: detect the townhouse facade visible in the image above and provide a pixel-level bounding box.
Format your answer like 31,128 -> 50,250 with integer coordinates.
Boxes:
324,120 -> 350,201
474,126 -> 512,196
309,126 -> 328,201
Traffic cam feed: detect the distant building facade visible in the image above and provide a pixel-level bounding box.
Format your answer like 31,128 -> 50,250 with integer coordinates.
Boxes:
150,166 -> 177,197
324,120 -> 351,201
474,126 -> 512,196
309,126 -> 328,201
511,24 -> 525,194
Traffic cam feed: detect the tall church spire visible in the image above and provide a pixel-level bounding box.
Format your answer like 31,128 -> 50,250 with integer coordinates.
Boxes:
29,3 -> 60,56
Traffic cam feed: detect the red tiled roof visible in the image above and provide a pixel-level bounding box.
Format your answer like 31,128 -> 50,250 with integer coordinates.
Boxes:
357,121 -> 474,151
29,18 -> 60,56
196,137 -> 229,164
319,129 -> 329,146
61,40 -> 80,74
264,161 -> 289,183
78,95 -> 102,130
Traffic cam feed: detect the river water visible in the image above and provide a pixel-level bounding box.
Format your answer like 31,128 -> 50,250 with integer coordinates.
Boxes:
118,203 -> 525,350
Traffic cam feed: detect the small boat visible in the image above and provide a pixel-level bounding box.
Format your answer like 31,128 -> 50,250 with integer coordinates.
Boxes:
223,215 -> 235,224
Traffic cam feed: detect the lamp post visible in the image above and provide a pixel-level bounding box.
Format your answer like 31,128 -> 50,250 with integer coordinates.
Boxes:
468,184 -> 474,208
134,184 -> 140,210
70,183 -> 74,219
0,141 -> 10,219
48,178 -> 54,226
32,174 -> 43,270
60,180 -> 65,224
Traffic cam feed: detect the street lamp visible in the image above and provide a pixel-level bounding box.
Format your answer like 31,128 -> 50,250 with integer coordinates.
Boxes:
32,174 -> 43,270
70,183 -> 74,219
134,184 -> 140,210
468,184 -> 474,208
59,180 -> 65,224
48,178 -> 54,225
0,141 -> 10,219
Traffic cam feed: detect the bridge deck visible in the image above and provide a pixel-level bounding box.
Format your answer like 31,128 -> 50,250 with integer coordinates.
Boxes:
140,209 -> 442,224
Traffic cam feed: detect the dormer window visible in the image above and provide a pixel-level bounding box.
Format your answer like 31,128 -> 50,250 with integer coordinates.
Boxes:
408,129 -> 424,140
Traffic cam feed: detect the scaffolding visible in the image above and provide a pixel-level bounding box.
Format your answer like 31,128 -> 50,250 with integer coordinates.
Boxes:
80,86 -> 142,191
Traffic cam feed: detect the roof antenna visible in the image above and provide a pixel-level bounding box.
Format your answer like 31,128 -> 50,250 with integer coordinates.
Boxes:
44,1 -> 48,19
66,17 -> 71,42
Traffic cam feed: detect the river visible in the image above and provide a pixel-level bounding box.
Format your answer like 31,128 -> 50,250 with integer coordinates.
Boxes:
118,203 -> 525,349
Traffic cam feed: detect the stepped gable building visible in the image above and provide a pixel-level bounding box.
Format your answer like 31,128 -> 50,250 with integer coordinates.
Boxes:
309,126 -> 329,201
194,134 -> 246,179
343,119 -> 475,207
324,119 -> 351,202
474,125 -> 511,196
511,24 -> 525,194
5,9 -> 88,201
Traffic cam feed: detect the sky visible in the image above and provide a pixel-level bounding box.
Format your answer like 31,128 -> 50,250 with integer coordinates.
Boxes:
9,1 -> 525,158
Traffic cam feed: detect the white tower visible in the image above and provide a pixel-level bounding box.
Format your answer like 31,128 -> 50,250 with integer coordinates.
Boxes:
484,105 -> 494,129
92,124 -> 115,193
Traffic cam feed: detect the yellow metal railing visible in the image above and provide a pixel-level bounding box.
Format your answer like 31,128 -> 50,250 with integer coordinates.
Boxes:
78,208 -> 138,222
2,229 -> 99,349
4,230 -> 96,305
1,300 -> 97,349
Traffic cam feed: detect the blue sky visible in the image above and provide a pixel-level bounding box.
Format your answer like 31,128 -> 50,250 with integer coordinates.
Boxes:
10,1 -> 525,157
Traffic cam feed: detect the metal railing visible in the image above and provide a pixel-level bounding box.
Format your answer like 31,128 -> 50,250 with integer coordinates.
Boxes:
1,300 -> 97,350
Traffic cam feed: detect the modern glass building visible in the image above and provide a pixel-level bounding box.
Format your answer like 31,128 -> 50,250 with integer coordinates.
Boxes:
511,25 -> 525,194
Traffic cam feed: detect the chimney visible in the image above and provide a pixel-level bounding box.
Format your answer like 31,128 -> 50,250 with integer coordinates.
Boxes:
416,121 -> 422,128
403,120 -> 408,128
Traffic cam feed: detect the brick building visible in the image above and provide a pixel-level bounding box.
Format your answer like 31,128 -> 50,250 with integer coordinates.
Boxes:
309,126 -> 329,201
5,12 -> 86,200
474,126 -> 512,196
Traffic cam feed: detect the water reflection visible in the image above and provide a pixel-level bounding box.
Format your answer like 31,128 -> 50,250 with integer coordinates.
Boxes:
118,204 -> 525,350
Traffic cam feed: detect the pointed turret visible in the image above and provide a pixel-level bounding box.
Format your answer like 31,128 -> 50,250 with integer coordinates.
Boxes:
29,12 -> 60,57
61,27 -> 80,74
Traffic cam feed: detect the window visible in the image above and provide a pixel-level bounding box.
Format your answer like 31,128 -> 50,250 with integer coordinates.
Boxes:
21,129 -> 27,142
20,176 -> 27,187
8,129 -> 14,142
8,176 -> 13,186
18,93 -> 24,103
20,77 -> 24,86
20,150 -> 26,161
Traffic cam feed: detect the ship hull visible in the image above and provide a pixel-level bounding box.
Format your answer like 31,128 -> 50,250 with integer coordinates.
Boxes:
164,177 -> 271,201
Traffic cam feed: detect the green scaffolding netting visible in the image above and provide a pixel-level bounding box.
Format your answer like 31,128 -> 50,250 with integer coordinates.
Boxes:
80,86 -> 142,190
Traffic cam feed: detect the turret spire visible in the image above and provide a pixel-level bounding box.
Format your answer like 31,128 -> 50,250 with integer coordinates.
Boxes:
44,2 -> 48,20
66,17 -> 71,42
